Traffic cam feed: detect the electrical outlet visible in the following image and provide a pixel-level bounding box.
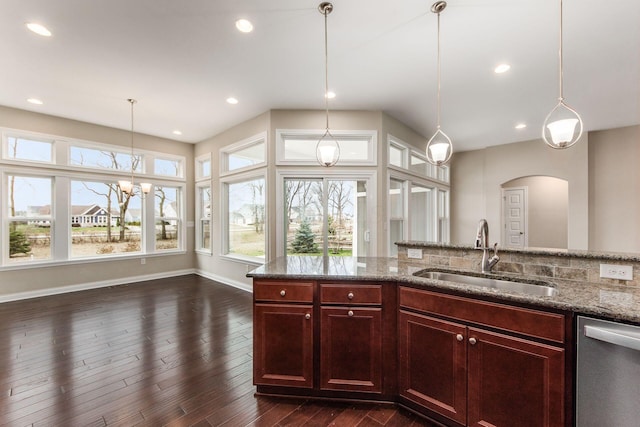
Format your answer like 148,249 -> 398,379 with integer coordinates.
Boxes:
140,258 -> 146,265
600,264 -> 633,280
407,248 -> 423,259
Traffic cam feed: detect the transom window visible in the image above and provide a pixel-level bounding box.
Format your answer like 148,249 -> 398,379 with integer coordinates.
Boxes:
4,135 -> 53,163
276,129 -> 377,166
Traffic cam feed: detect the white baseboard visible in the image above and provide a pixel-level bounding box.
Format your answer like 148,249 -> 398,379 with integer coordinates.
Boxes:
195,269 -> 253,293
0,269 -> 197,303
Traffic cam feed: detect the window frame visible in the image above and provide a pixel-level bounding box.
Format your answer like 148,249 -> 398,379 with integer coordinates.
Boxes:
275,169 -> 378,257
153,184 -> 183,252
3,132 -> 55,165
195,182 -> 212,255
219,132 -> 267,177
0,127 -> 187,270
276,129 -> 377,166
220,168 -> 268,263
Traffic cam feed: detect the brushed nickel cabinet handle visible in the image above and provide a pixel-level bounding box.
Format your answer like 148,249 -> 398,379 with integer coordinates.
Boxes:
347,292 -> 354,300
348,310 -> 354,317
305,313 -> 311,320
456,334 -> 464,342
280,290 -> 286,297
469,337 -> 477,345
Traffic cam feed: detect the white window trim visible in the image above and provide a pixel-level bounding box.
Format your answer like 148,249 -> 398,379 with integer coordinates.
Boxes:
220,168 -> 268,264
387,133 -> 450,184
153,154 -> 185,179
195,152 -> 212,181
276,129 -> 377,166
2,131 -> 56,165
0,128 -> 187,270
219,132 -> 267,177
152,184 -> 185,253
195,182 -> 212,255
275,168 -> 378,257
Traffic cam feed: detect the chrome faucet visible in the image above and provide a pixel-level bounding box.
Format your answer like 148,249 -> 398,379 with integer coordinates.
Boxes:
475,219 -> 499,273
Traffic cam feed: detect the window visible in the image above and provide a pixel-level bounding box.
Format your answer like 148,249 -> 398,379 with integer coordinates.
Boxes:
154,157 -> 182,177
70,145 -> 140,172
276,130 -> 377,165
410,184 -> 435,242
389,142 -> 406,168
70,180 -> 142,257
221,133 -> 266,174
389,178 -> 405,257
1,128 -> 187,269
196,154 -> 212,180
284,177 -> 371,257
196,184 -> 211,253
4,136 -> 53,163
5,175 -> 53,263
155,186 -> 181,251
438,189 -> 450,243
223,176 -> 266,260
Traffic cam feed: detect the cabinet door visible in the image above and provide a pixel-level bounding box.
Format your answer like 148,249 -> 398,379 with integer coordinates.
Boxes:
467,328 -> 565,427
398,310 -> 468,425
254,303 -> 313,388
320,306 -> 382,393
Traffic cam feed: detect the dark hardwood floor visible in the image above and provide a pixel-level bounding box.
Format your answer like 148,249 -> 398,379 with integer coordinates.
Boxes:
0,275 -> 434,426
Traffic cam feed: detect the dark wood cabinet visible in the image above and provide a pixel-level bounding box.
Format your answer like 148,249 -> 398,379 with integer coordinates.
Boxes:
320,306 -> 382,393
399,286 -> 568,427
399,310 -> 467,425
252,278 -> 571,427
253,280 -> 314,388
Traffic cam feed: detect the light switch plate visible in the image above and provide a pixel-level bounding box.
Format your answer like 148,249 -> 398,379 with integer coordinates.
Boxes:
407,248 -> 423,259
600,264 -> 633,281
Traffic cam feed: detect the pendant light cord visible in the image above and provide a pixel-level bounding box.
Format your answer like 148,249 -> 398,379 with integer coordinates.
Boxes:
558,0 -> 564,102
128,98 -> 136,189
323,7 -> 330,131
436,10 -> 442,130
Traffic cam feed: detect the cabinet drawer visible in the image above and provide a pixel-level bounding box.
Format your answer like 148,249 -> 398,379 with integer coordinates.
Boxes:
320,283 -> 382,305
254,280 -> 314,303
399,287 -> 565,344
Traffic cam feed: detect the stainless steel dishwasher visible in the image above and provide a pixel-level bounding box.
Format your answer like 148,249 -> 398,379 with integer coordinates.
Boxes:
576,316 -> 640,426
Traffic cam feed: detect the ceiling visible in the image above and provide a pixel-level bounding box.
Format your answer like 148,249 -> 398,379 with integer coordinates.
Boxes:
2,0 -> 639,152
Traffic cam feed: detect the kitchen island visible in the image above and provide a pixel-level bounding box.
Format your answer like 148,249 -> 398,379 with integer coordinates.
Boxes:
248,254 -> 640,427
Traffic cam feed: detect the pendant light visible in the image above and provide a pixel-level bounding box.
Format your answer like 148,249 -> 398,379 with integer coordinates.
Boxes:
542,0 -> 583,149
316,2 -> 340,167
118,99 -> 151,196
426,1 -> 453,166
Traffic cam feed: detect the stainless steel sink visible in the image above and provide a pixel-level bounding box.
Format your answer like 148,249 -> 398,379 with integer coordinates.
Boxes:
413,270 -> 557,297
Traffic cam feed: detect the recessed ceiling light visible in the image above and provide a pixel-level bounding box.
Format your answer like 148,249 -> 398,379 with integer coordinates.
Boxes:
26,22 -> 52,37
235,19 -> 253,33
226,97 -> 239,105
27,98 -> 44,105
515,123 -> 527,129
494,64 -> 511,74
325,91 -> 336,99
172,130 -> 182,136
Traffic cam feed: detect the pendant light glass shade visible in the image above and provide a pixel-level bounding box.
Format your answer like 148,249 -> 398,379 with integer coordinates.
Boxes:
317,130 -> 340,167
542,0 -> 583,149
542,100 -> 583,149
315,2 -> 340,167
426,128 -> 452,165
426,1 -> 453,166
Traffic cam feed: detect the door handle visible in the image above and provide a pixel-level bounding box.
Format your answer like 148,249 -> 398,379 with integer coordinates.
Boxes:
584,325 -> 640,352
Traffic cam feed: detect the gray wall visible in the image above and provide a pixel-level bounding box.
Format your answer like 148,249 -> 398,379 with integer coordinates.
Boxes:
451,125 -> 640,253
588,125 -> 640,252
450,134 -> 589,250
0,106 -> 196,299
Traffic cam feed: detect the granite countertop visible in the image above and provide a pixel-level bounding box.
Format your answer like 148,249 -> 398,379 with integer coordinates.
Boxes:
248,256 -> 640,324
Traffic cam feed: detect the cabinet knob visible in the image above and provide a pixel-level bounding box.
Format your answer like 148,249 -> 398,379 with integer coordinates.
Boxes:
280,290 -> 286,297
305,313 -> 311,320
347,292 -> 354,300
469,337 -> 477,345
348,310 -> 354,317
456,334 -> 464,342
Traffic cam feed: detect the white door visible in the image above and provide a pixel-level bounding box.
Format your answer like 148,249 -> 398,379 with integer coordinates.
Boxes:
502,187 -> 528,249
